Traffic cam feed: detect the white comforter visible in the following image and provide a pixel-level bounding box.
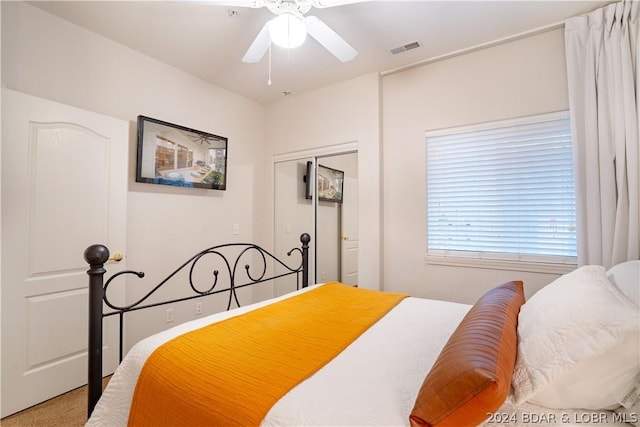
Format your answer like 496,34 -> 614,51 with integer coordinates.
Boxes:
87,284 -> 624,427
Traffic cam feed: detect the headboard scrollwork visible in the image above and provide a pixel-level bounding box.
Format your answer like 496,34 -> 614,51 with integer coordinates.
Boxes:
84,233 -> 310,417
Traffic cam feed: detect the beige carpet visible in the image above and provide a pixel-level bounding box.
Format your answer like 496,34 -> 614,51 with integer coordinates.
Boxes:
1,377 -> 110,427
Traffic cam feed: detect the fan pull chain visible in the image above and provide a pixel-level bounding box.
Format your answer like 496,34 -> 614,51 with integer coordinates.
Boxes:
267,42 -> 272,86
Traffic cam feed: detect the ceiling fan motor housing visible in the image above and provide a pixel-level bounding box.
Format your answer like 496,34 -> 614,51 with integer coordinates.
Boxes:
241,0 -> 359,63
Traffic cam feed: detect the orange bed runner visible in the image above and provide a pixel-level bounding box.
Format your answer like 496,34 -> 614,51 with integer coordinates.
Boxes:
127,282 -> 407,427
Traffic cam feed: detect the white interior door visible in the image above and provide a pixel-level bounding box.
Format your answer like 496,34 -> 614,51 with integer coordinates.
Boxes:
1,89 -> 128,417
341,175 -> 359,285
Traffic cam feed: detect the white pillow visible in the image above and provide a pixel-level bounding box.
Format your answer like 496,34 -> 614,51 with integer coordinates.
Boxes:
614,379 -> 640,426
528,331 -> 639,409
512,265 -> 640,409
608,260 -> 640,306
615,405 -> 640,426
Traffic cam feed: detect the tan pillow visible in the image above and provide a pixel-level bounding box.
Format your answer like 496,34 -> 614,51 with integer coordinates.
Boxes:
410,281 -> 525,427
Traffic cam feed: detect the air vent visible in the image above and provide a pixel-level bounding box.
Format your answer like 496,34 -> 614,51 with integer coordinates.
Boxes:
390,41 -> 421,55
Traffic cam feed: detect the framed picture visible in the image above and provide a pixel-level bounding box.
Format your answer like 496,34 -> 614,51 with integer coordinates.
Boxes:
317,164 -> 344,203
136,115 -> 228,190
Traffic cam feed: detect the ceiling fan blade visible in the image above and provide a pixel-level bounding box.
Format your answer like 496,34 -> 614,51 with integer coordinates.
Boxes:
304,16 -> 357,62
206,0 -> 265,7
311,0 -> 369,8
242,22 -> 271,63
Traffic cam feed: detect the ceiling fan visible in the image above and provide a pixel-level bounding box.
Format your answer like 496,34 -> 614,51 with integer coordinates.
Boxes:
212,0 -> 361,63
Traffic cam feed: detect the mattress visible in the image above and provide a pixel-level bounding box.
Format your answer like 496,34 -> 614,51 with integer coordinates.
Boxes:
86,284 -> 625,427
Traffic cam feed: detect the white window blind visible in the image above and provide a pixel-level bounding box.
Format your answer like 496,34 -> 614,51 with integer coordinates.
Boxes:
426,112 -> 576,265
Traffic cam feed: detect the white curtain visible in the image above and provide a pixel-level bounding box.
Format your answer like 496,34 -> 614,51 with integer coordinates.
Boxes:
565,0 -> 640,268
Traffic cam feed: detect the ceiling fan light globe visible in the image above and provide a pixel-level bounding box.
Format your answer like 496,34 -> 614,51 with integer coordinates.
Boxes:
269,13 -> 307,48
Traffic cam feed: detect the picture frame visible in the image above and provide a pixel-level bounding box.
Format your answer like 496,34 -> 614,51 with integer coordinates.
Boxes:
317,164 -> 344,203
136,115 -> 228,190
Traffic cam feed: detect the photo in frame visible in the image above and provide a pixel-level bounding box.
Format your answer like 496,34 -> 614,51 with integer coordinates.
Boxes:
136,115 -> 228,190
317,164 -> 344,203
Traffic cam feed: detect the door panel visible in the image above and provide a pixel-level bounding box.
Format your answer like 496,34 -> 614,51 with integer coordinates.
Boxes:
26,289 -> 88,369
28,123 -> 110,274
1,89 -> 127,417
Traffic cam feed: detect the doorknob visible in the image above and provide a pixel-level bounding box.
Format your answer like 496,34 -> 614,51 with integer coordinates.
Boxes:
342,236 -> 349,241
108,252 -> 124,262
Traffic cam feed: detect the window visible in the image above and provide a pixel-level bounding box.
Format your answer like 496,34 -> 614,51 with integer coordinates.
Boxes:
426,112 -> 576,267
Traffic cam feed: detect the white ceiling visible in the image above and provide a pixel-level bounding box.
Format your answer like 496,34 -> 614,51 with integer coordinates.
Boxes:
29,0 -> 611,105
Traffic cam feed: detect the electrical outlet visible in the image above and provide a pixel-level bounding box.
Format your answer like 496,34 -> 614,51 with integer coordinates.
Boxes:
165,308 -> 174,323
195,302 -> 203,315
233,224 -> 240,235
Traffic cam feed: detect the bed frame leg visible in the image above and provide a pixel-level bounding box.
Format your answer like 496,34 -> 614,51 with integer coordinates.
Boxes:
84,244 -> 109,418
300,233 -> 310,288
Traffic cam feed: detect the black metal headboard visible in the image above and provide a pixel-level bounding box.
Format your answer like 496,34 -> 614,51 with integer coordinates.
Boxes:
84,233 -> 310,418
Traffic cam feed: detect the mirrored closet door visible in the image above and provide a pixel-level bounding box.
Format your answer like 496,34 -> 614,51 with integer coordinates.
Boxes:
274,152 -> 358,297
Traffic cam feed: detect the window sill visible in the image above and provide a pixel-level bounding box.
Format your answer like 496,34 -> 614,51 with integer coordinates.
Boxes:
425,255 -> 576,275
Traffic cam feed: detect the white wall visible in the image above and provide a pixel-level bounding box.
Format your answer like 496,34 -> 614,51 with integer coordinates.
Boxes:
2,1 -> 577,331
1,2 -> 266,346
382,28 -> 571,303
264,73 -> 382,289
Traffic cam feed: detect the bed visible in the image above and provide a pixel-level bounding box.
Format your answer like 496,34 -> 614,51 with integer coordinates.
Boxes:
84,235 -> 639,426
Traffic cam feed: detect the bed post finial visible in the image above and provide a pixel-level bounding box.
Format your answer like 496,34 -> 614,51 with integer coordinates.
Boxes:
300,233 -> 311,288
84,244 -> 109,418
